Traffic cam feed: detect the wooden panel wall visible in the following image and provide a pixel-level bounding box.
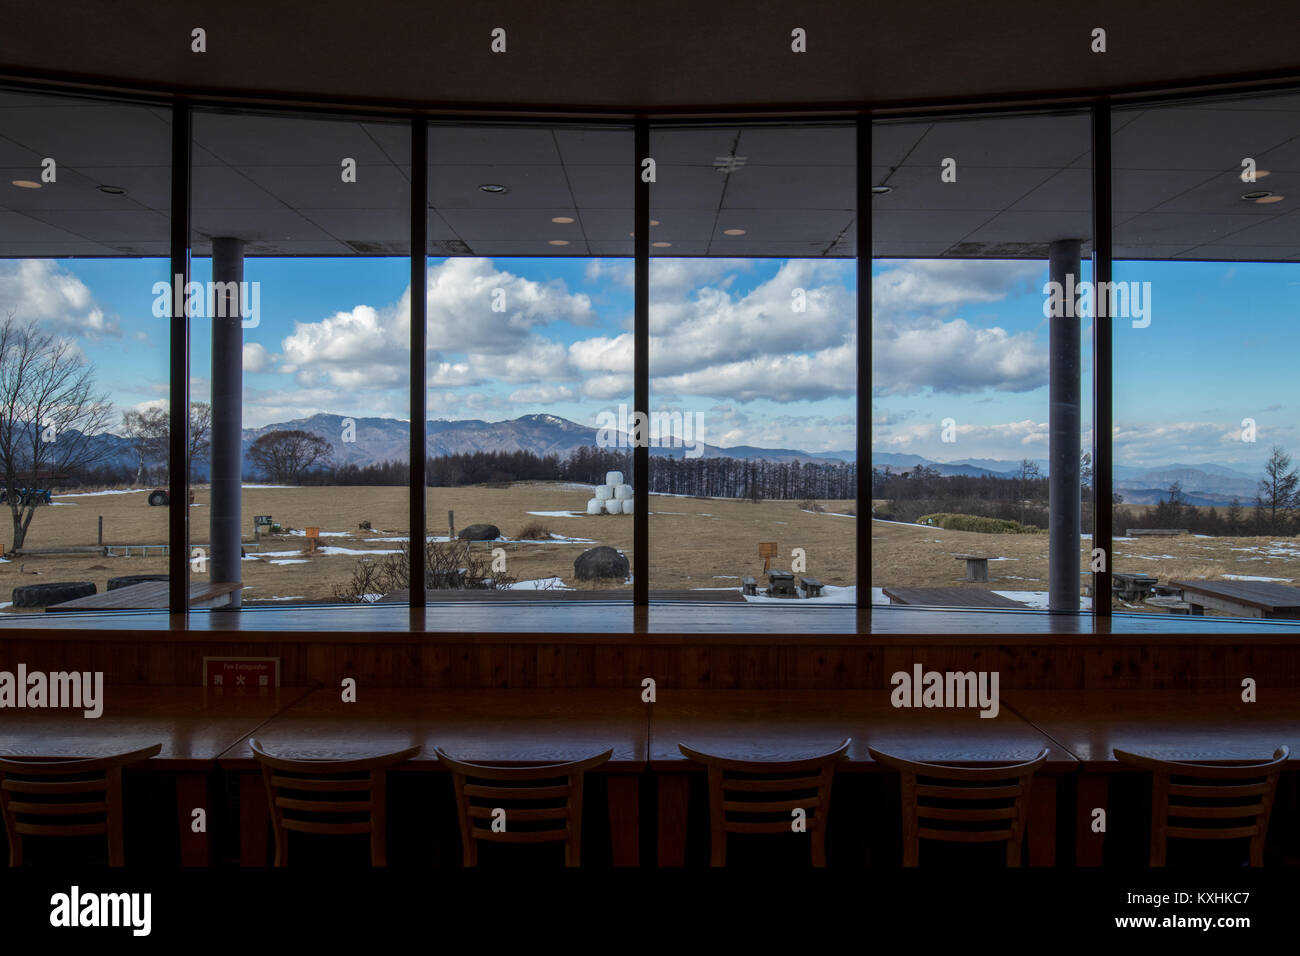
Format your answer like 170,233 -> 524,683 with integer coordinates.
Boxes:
2,634 -> 1299,689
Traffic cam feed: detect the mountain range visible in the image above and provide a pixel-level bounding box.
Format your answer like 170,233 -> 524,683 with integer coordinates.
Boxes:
82,413 -> 856,478
871,453 -> 1265,505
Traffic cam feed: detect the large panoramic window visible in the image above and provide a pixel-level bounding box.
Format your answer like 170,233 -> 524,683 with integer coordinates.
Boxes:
0,90 -> 172,616
424,123 -> 634,601
1110,90 -> 1300,619
189,108 -> 411,610
648,123 -> 857,603
870,109 -> 1094,619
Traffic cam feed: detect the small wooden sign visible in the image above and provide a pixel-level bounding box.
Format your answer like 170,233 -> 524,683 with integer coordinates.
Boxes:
758,541 -> 778,572
203,656 -> 280,690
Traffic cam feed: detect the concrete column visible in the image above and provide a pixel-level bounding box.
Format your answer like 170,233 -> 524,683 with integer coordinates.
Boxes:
1048,239 -> 1081,612
210,238 -> 244,607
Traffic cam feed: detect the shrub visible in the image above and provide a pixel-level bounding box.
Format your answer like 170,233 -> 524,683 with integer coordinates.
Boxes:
800,498 -> 825,513
917,512 -> 1041,534
333,538 -> 517,603
516,521 -> 553,540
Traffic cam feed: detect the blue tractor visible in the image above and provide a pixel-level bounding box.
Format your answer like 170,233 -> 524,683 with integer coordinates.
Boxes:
0,487 -> 53,506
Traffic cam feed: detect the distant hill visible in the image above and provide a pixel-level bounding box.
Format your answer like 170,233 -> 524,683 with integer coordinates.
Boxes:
872,452 -> 1261,501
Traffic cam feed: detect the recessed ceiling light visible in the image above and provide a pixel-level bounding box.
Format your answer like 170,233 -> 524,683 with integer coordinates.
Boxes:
1241,190 -> 1273,201
547,239 -> 570,245
1253,170 -> 1272,179
650,219 -> 660,226
871,185 -> 892,195
11,179 -> 40,189
551,216 -> 575,224
652,241 -> 671,248
723,228 -> 746,236
97,184 -> 127,195
1255,194 -> 1285,204
478,183 -> 508,193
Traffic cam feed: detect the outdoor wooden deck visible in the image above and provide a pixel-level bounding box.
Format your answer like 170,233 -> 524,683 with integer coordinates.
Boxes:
881,586 -> 1028,609
47,580 -> 242,611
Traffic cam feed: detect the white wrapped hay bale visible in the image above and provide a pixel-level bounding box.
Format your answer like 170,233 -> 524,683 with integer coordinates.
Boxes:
595,485 -> 614,501
586,498 -> 604,514
605,471 -> 624,487
621,498 -> 634,514
605,499 -> 623,515
614,483 -> 633,500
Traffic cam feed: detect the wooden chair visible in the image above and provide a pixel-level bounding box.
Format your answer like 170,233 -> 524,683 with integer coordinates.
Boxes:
678,738 -> 851,866
868,746 -> 1049,866
435,747 -> 612,866
1114,746 -> 1289,866
248,739 -> 420,866
0,743 -> 162,867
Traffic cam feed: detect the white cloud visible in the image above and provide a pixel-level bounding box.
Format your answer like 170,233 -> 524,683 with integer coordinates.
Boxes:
0,260 -> 117,336
243,342 -> 272,373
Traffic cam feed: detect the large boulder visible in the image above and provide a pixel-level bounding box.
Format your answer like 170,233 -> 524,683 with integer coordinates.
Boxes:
458,523 -> 501,542
574,546 -> 629,580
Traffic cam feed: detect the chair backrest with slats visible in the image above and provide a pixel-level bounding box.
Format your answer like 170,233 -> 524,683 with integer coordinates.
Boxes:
0,744 -> 162,867
1113,746 -> 1289,866
434,747 -> 612,867
678,739 -> 851,867
868,746 -> 1049,866
248,739 -> 420,867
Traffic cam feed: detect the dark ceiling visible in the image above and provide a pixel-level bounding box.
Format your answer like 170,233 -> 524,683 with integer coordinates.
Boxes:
0,1 -> 1297,113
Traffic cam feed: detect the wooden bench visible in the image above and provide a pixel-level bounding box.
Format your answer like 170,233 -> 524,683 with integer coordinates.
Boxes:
1112,571 -> 1157,601
881,587 -> 1028,609
742,576 -> 757,596
1172,579 -> 1300,619
1145,596 -> 1202,615
47,580 -> 243,611
954,554 -> 989,582
800,576 -> 824,598
766,569 -> 798,598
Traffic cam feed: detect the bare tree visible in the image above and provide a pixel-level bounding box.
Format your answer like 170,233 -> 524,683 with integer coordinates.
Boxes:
0,312 -> 112,551
247,429 -> 333,484
120,401 -> 213,484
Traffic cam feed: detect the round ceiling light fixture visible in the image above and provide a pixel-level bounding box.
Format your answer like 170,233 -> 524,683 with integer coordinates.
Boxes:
1240,190 -> 1273,201
551,216 -> 574,223
478,183 -> 508,194
871,185 -> 893,195
97,184 -> 127,195
652,241 -> 672,248
547,239 -> 570,246
723,228 -> 746,236
1254,194 -> 1285,204
11,179 -> 40,189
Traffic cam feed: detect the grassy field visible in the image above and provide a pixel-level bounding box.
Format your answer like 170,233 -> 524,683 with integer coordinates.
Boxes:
872,516 -> 1300,612
0,483 -> 857,611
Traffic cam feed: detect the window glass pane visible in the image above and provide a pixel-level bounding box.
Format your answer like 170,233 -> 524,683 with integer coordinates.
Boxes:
425,124 -> 634,601
0,90 -> 171,616
649,123 -> 857,603
1112,90 -> 1300,618
190,108 -> 410,612
871,110 -> 1093,622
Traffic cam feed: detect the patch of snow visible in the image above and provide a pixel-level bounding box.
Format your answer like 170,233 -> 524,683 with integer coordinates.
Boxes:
1222,574 -> 1292,583
872,586 -> 889,605
526,510 -> 582,518
263,595 -> 306,601
508,577 -> 573,591
56,489 -> 146,498
989,557 -> 1017,562
288,529 -> 350,537
242,484 -> 293,489
270,559 -> 309,565
992,590 -> 1094,611
317,546 -> 403,556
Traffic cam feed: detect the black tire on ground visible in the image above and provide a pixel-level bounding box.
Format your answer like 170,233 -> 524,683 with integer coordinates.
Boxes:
107,574 -> 169,592
148,490 -> 168,506
12,581 -> 98,608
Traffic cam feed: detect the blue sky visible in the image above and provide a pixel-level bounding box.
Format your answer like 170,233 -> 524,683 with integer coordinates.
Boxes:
871,258 -> 1300,472
5,253 -> 1295,468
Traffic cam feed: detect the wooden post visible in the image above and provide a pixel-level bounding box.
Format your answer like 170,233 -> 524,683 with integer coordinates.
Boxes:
305,527 -> 319,554
448,510 -> 454,539
98,515 -> 103,546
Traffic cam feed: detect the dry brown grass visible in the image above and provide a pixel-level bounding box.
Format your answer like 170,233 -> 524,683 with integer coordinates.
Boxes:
872,518 -> 1300,613
0,483 -> 857,610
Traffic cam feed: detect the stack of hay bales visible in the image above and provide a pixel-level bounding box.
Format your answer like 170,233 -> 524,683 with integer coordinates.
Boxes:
587,471 -> 634,515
